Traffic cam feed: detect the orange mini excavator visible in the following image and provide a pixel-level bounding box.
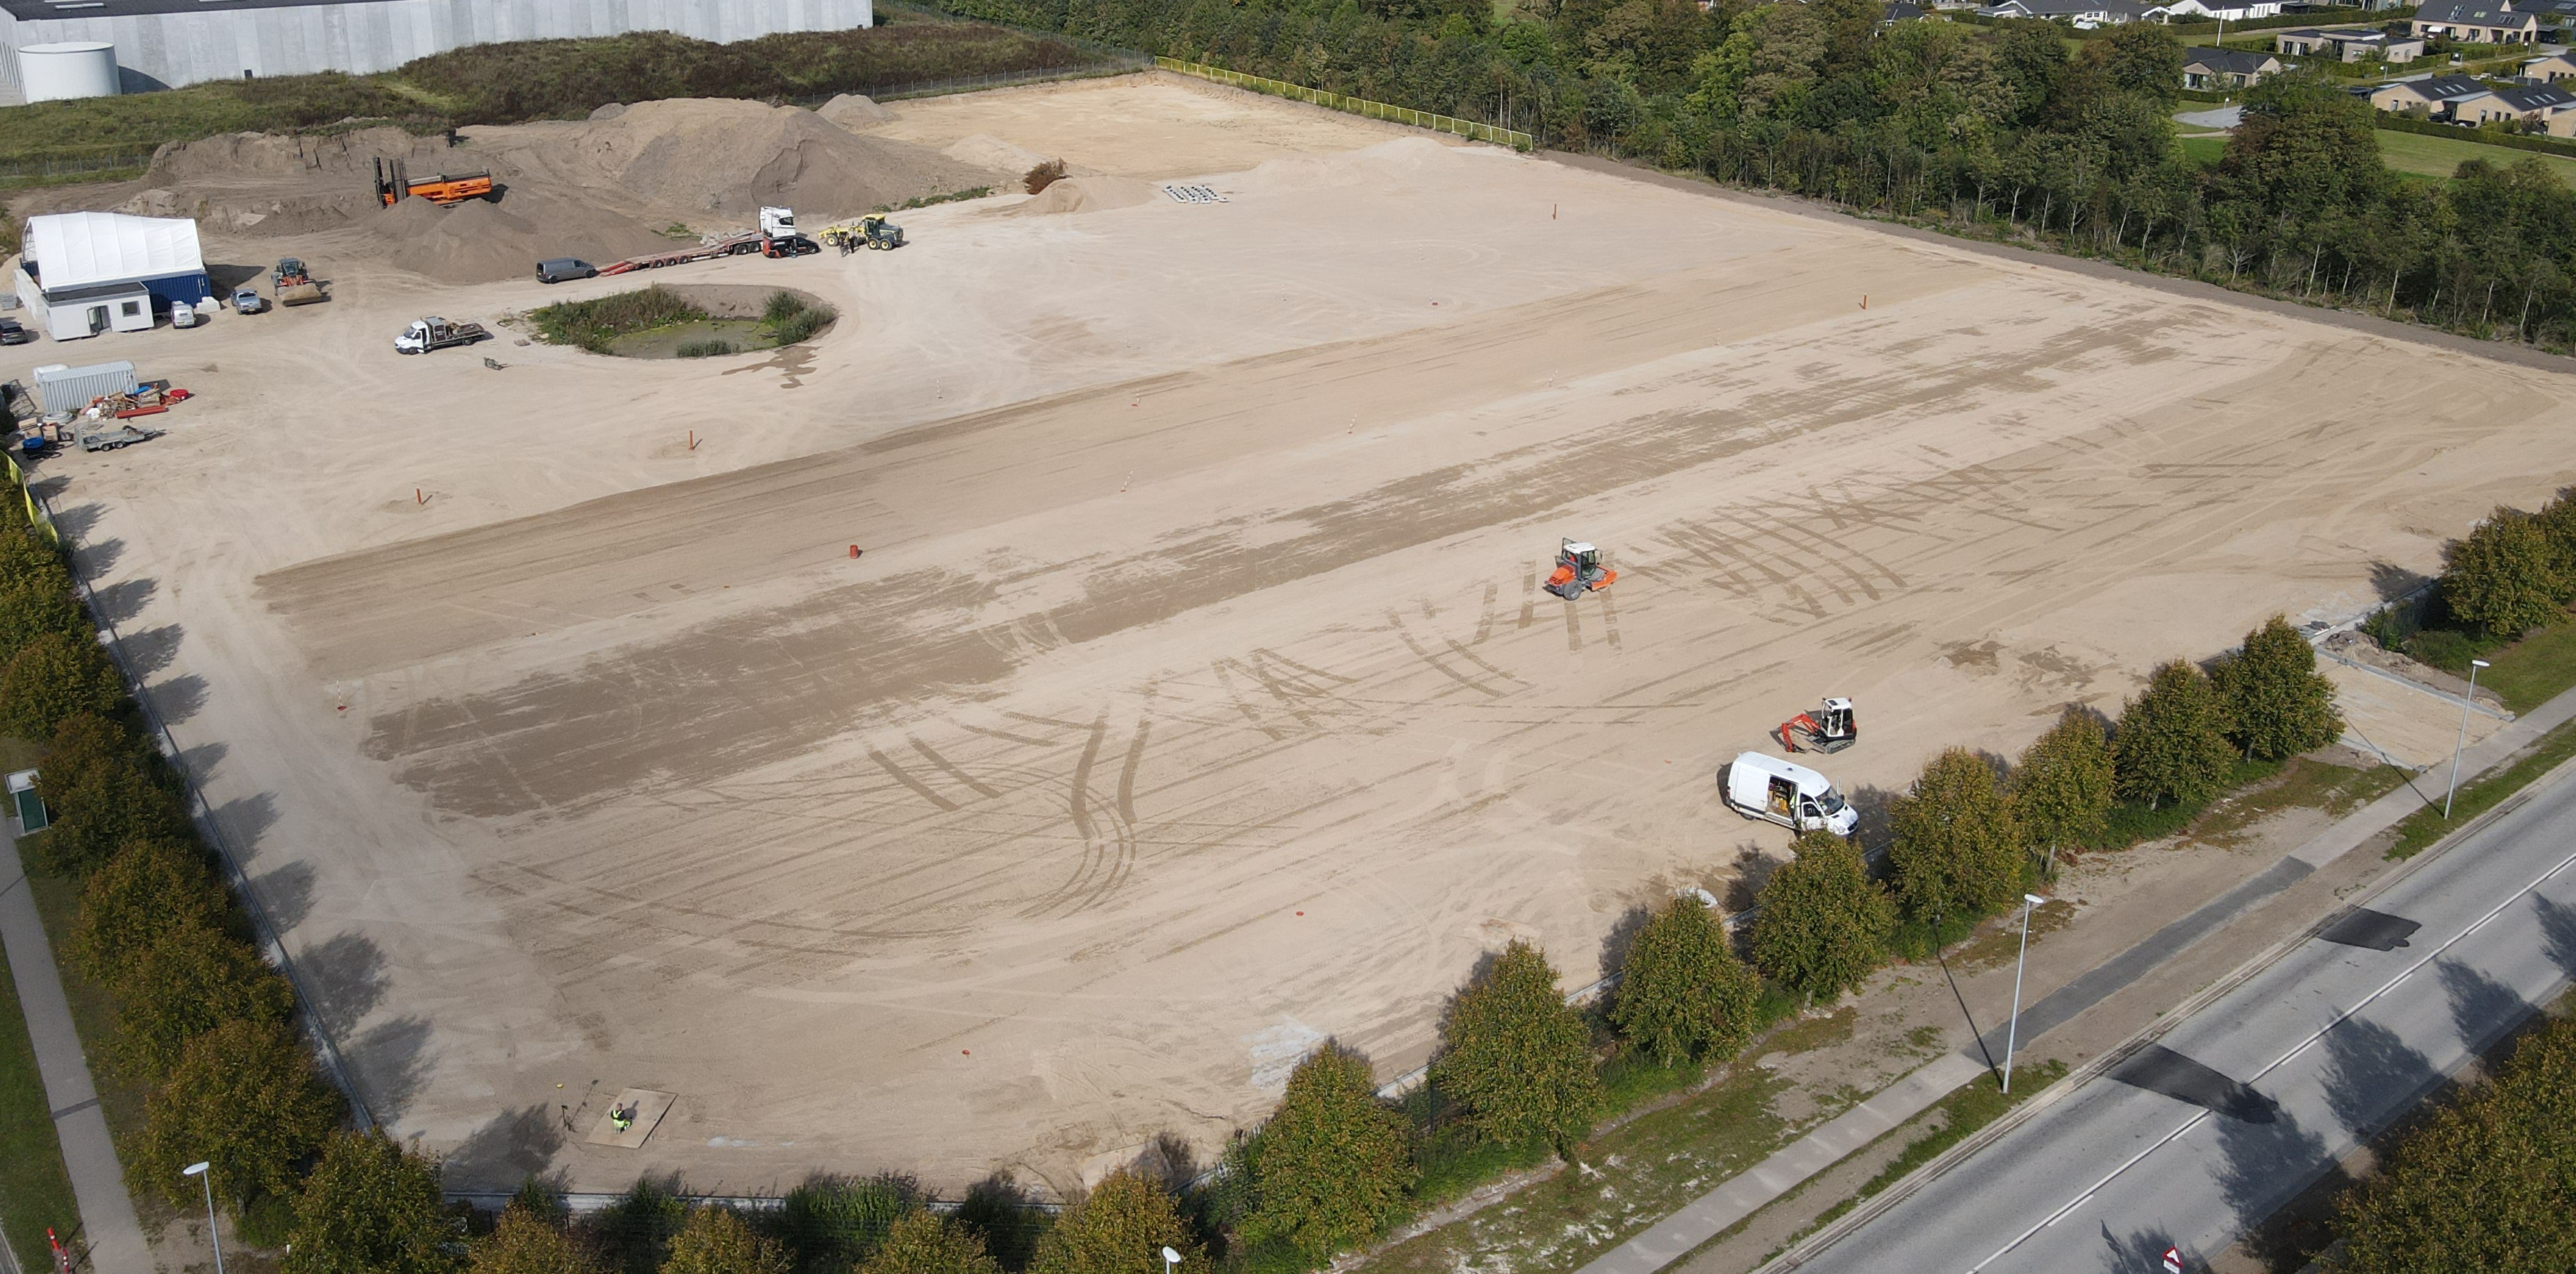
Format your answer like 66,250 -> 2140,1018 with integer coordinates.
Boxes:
1774,697 -> 1859,754
1544,538 -> 1617,600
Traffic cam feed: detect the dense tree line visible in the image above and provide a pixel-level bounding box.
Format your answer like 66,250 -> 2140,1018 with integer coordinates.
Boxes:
928,0 -> 2576,351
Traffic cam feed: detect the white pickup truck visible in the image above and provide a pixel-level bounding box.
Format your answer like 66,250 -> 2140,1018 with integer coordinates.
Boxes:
395,317 -> 490,354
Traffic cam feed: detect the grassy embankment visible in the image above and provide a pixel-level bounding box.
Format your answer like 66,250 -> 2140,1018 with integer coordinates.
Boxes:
0,734 -> 80,1273
2177,128 -> 2576,188
2379,609 -> 2576,858
0,8 -> 1130,188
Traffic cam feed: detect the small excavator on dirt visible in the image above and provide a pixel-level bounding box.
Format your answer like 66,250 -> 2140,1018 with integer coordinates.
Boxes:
1773,697 -> 1858,754
1543,539 -> 1617,600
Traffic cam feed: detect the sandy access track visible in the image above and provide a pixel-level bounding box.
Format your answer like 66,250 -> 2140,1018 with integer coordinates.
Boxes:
10,81 -> 2566,1198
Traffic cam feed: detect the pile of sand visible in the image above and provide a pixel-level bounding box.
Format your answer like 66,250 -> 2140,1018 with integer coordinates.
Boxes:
818,94 -> 895,129
1014,175 -> 1158,215
27,101 -> 996,285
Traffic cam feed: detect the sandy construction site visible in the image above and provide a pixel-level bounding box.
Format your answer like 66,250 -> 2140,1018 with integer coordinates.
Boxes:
8,73 -> 2564,1197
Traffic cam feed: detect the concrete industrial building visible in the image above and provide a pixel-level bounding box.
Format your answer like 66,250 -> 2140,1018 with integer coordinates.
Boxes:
14,211 -> 208,341
1,0 -> 871,98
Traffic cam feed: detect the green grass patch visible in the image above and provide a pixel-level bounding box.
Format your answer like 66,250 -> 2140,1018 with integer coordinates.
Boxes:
530,286 -> 708,354
2188,756 -> 2411,847
2387,714 -> 2576,859
0,920 -> 81,1274
2179,134 -> 2228,167
2375,129 -> 2576,188
2476,615 -> 2576,714
1801,1059 -> 2069,1234
675,339 -> 737,358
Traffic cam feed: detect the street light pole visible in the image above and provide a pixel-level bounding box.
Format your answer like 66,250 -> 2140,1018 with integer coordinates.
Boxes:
2445,659 -> 2491,819
183,1161 -> 224,1274
2003,893 -> 2044,1094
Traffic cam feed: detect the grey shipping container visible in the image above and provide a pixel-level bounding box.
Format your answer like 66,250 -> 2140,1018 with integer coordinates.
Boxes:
33,360 -> 136,414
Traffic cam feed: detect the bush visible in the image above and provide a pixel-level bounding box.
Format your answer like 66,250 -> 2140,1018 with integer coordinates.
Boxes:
0,629 -> 126,742
2213,614 -> 2343,761
2441,508 -> 2564,638
1749,832 -> 1894,1006
2536,488 -> 2576,600
663,1207 -> 790,1274
0,561 -> 84,655
1023,159 -> 1068,194
131,1017 -> 342,1211
1429,939 -> 1603,1155
70,836 -> 233,982
2113,660 -> 2237,811
766,304 -> 835,346
592,1180 -> 687,1274
948,1176 -> 1048,1273
1610,895 -> 1760,1066
675,340 -> 736,358
775,1174 -> 916,1272
107,920 -> 295,1079
472,1203 -> 600,1274
282,1131 -> 460,1274
2331,1013 -> 2576,1272
762,290 -> 809,323
2008,707 -> 2113,869
1238,1045 -> 1414,1261
1030,1172 -> 1200,1274
858,1211 -> 1000,1274
1886,747 -> 2022,928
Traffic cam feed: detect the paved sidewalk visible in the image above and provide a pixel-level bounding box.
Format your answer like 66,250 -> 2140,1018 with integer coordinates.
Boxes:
1,822 -> 148,1274
1574,683 -> 2576,1274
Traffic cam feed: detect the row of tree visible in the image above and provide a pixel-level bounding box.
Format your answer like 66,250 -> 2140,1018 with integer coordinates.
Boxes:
927,0 -> 2576,352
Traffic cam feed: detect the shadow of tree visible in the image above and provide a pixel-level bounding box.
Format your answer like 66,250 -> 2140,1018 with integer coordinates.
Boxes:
952,1172 -> 1048,1271
347,1016 -> 434,1124
147,672 -> 206,725
443,1103 -> 565,1192
88,577 -> 155,625
2370,561 -> 2434,603
176,740 -> 226,788
119,623 -> 183,677
2319,1016 -> 2439,1141
297,930 -> 386,1038
1597,903 -> 1651,983
2213,1099 -> 2331,1224
208,791 -> 279,861
2098,1223 -> 2187,1274
73,536 -> 121,577
1724,843 -> 1780,913
2436,957 -> 2534,1058
249,859 -> 314,933
2533,893 -> 2576,980
47,501 -> 103,540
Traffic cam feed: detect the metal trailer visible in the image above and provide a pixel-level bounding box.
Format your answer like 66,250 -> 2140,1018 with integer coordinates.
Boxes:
32,360 -> 135,414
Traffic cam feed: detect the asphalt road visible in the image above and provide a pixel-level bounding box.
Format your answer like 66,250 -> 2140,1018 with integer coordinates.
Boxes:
1794,765 -> 2576,1274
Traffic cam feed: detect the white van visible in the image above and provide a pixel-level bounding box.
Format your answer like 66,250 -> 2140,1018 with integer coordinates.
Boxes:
1722,752 -> 1858,837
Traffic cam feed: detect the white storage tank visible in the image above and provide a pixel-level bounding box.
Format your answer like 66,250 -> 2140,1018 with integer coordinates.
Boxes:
18,43 -> 119,104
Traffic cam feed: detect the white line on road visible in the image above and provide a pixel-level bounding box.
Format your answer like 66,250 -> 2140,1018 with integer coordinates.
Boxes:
1964,839 -> 2576,1273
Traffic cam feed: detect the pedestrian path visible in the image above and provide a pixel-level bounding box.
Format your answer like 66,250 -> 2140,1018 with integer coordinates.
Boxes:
0,823 -> 147,1273
1574,684 -> 2576,1274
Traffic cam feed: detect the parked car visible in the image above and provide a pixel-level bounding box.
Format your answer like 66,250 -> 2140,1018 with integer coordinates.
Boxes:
0,318 -> 28,345
537,258 -> 598,284
232,287 -> 268,315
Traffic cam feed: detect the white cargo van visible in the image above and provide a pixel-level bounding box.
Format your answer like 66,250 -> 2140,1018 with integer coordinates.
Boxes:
1721,752 -> 1858,836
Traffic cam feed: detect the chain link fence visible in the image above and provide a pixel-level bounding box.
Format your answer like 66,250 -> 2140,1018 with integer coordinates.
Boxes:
1154,58 -> 1533,151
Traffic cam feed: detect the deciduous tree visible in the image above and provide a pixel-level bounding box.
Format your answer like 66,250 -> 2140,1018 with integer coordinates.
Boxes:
26,757 -> 190,879
2443,506 -> 2564,636
2213,614 -> 2343,761
71,837 -> 231,982
1029,1170 -> 1203,1274
661,1208 -> 789,1274
108,920 -> 294,1079
2113,660 -> 2236,811
0,629 -> 124,743
1611,895 -> 1760,1065
471,1203 -> 600,1274
1239,1044 -> 1414,1260
1748,832 -> 1893,1005
283,1130 -> 461,1274
859,1210 -> 1001,1274
1430,940 -> 1603,1155
131,1017 -> 341,1211
2008,708 -> 2113,872
1886,747 -> 2022,926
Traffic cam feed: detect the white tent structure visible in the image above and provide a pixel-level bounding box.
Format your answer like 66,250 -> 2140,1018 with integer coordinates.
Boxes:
14,211 -> 210,341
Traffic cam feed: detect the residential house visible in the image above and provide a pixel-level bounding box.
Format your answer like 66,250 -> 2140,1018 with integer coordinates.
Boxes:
1883,0 -> 1929,21
2449,79 -> 2576,124
2273,25 -> 2427,60
2367,72 -> 2502,113
2527,48 -> 2576,79
2164,0 -> 2284,19
1974,0 -> 2174,22
2411,0 -> 2541,43
2511,0 -> 2576,27
2183,46 -> 2284,88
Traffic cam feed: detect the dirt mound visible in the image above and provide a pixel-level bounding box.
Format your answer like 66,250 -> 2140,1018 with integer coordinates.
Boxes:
1014,175 -> 1157,215
44,100 -> 993,285
818,94 -> 894,129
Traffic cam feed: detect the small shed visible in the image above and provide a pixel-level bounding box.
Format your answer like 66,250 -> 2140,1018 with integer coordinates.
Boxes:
33,361 -> 138,414
7,770 -> 47,833
14,212 -> 208,341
